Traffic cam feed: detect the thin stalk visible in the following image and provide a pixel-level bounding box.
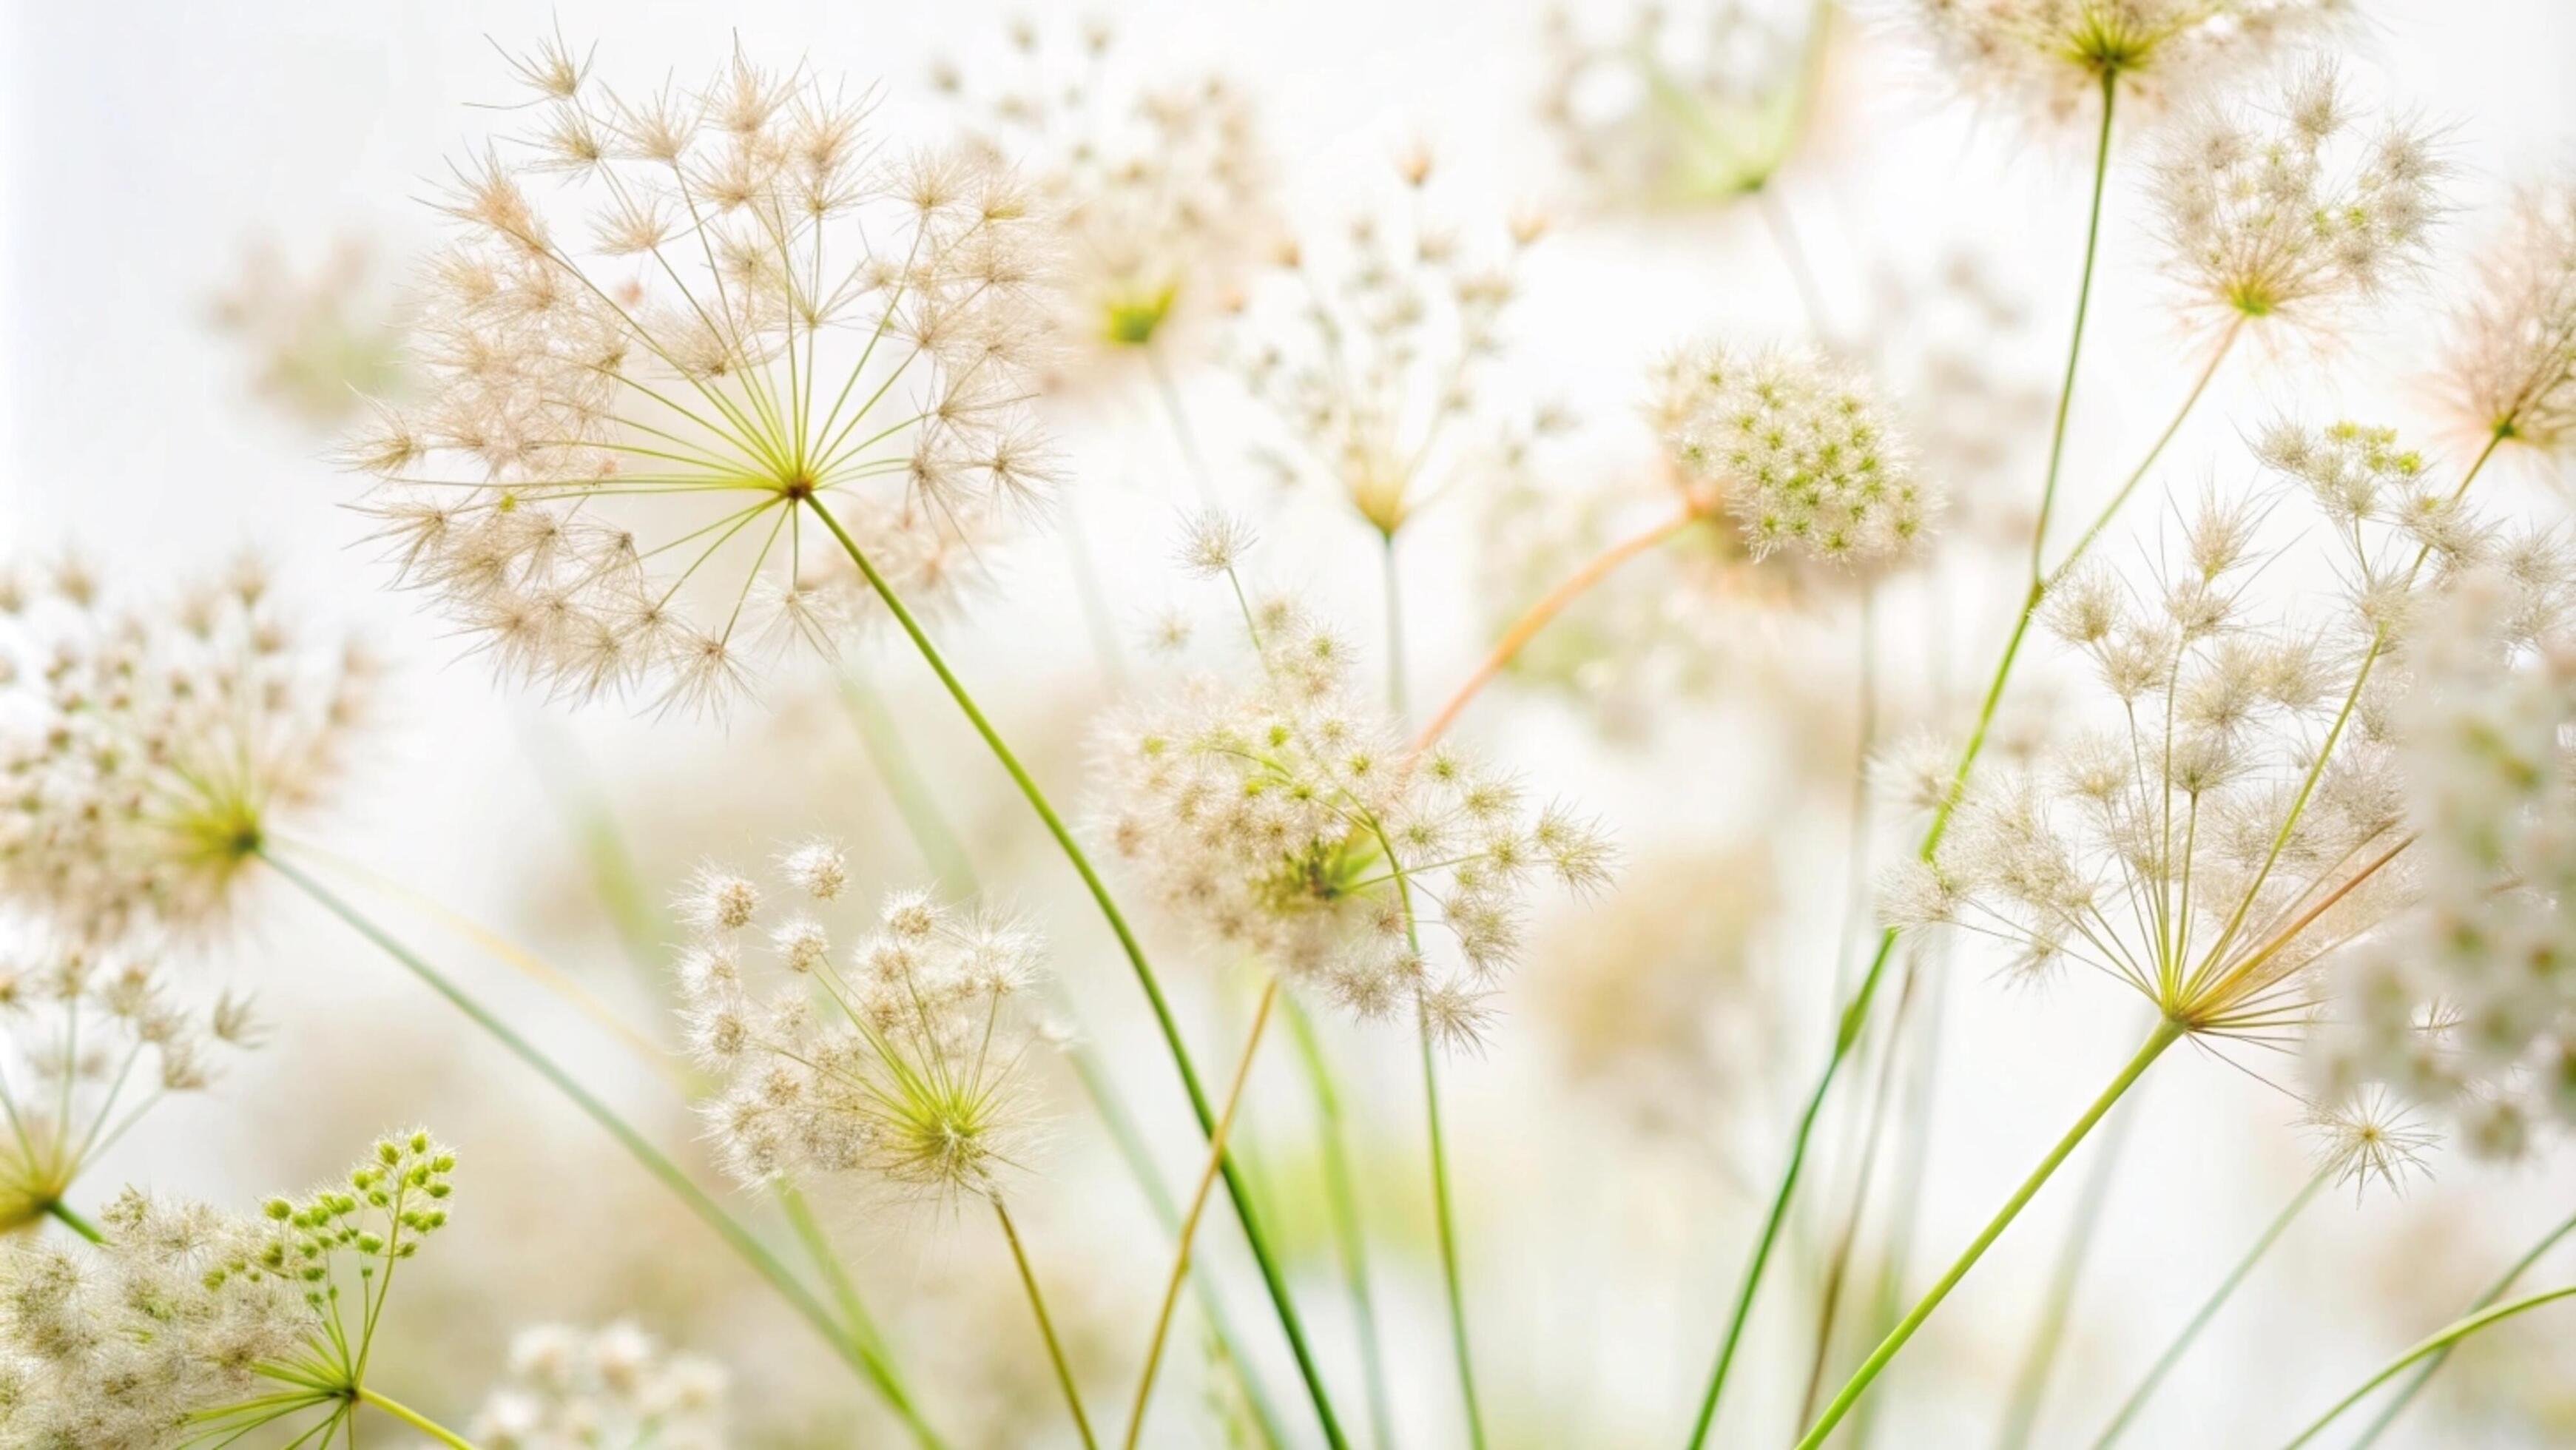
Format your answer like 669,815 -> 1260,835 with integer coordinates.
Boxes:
1286,997 -> 1400,1450
1994,1073 -> 2151,1450
1381,530 -> 1409,722
780,1186 -> 890,1361
1796,954 -> 1921,1426
1127,977 -> 1281,1449
803,496 -> 1351,1450
2348,1204 -> 2576,1446
1148,343 -> 1215,503
1687,73 -> 2127,1438
2044,319 -> 2241,578
1754,186 -> 1832,345
1060,497 -> 1131,684
1796,1018 -> 2183,1450
837,668 -> 981,895
257,851 -> 948,1450
1854,944 -> 1949,1450
1423,1032 -> 1488,1450
41,1198 -> 103,1243
2093,1167 -> 2330,1449
357,1386 -> 478,1450
1415,507 -> 1696,747
995,1198 -> 1102,1450
2275,1286 -> 2576,1450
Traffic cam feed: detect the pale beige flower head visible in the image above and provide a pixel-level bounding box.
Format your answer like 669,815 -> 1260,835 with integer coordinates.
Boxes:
2445,178 -> 2576,455
472,1321 -> 730,1450
1905,0 -> 2350,126
346,38 -> 1055,717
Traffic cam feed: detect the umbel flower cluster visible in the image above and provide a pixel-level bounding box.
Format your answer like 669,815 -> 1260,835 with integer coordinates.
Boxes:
674,843 -> 1056,1200
1662,342 -> 1941,569
1537,1 -> 1823,209
468,1321 -> 730,1450
1909,0 -> 2347,121
0,945 -> 255,1232
1097,584 -> 1613,1049
0,555 -> 374,944
347,41 -> 1056,715
2151,61 -> 2442,336
2324,568 -> 2576,1158
2447,180 -> 2576,451
0,1132 -> 454,1449
937,18 -> 1276,365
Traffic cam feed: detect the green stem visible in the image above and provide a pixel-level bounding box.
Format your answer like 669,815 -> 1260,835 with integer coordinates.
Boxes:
1149,342 -> 1217,504
1797,952 -> 1921,1426
1994,1069 -> 2150,1450
260,850 -> 948,1450
41,1197 -> 104,1244
2276,1286 -> 2576,1450
1287,998 -> 1400,1450
1796,1019 -> 2182,1450
780,1184 -> 890,1361
2028,70 -> 2119,584
2094,1167 -> 2330,1449
804,496 -> 1351,1450
995,1198 -> 1102,1450
1381,530 -> 1409,722
2348,1204 -> 2576,1446
357,1385 -> 479,1450
1422,1031 -> 1488,1450
2043,320 -> 2240,580
838,667 -> 982,896
1853,946 -> 1949,1450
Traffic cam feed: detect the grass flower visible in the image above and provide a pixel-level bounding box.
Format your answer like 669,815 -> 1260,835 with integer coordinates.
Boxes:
347,38 -> 1055,715
471,1321 -> 729,1450
2445,178 -> 2576,453
0,1131 -> 466,1449
2151,61 -> 2444,341
937,17 -> 1276,368
0,945 -> 255,1238
1905,0 -> 2350,125
0,553 -> 375,945
1538,0 -> 1832,210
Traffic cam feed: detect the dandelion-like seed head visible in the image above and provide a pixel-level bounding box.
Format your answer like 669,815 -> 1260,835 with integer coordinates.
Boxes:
348,38 -> 1056,717
2303,1086 -> 2438,1198
2152,61 -> 2444,340
1661,341 -> 1943,570
0,553 -> 374,945
2445,178 -> 2576,453
1906,0 -> 2349,125
672,860 -> 1055,1201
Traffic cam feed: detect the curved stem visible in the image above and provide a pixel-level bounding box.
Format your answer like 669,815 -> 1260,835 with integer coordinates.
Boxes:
1797,952 -> 1922,1426
1796,1019 -> 2182,1450
2348,1204 -> 2576,1446
357,1386 -> 479,1450
41,1197 -> 104,1244
2027,71 -> 2120,585
2043,319 -> 2241,581
1423,1031 -> 1488,1449
2094,1167 -> 2329,1449
2276,1286 -> 2576,1450
995,1198 -> 1101,1450
258,850 -> 948,1450
1994,1068 -> 2150,1450
1416,506 -> 1696,748
804,496 -> 1351,1450
1127,977 -> 1281,1449
1287,998 -> 1400,1450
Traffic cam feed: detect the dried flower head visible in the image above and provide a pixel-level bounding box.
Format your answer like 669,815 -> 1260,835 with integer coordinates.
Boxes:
2151,62 -> 2444,338
1905,0 -> 2349,124
0,553 -> 374,945
940,18 -> 1276,365
0,943 -> 255,1231
1229,155 -> 1548,536
2445,178 -> 2576,453
0,1131 -> 454,1448
348,38 -> 1055,715
471,1321 -> 730,1450
209,235 -> 409,428
674,850 -> 1056,1200
2302,1085 -> 2438,1198
1095,590 -> 1613,1051
1662,341 -> 1942,568
2320,566 -> 2576,1158
1538,1 -> 1827,209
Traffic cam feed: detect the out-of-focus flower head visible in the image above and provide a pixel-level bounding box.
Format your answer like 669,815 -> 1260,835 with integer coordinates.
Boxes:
2445,177 -> 2576,457
471,1321 -> 730,1450
209,235 -> 410,428
672,843 -> 1058,1201
1902,0 -> 2350,127
1227,149 -> 1553,538
0,1130 -> 454,1447
0,552 -> 375,945
935,16 -> 1277,377
2151,61 -> 2444,344
1538,0 -> 1832,211
345,36 -> 1055,717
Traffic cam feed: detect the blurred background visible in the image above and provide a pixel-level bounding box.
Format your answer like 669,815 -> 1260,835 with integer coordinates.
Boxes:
5,1 -> 2575,1446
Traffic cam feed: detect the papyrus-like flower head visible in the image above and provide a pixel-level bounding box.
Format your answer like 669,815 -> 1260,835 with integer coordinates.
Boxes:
346,38 -> 1055,715
0,553 -> 374,945
673,845 -> 1056,1201
1662,341 -> 1941,568
1905,0 -> 2348,125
